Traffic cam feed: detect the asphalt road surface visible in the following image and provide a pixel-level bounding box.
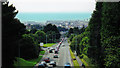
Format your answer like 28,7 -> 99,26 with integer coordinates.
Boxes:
35,38 -> 73,68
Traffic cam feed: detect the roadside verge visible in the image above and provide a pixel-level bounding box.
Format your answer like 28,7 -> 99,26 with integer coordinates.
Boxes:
69,48 -> 80,68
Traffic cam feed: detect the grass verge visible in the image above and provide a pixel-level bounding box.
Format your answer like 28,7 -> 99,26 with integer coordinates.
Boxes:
79,54 -> 96,68
14,55 -> 43,68
43,43 -> 56,47
39,51 -> 45,55
69,48 -> 79,68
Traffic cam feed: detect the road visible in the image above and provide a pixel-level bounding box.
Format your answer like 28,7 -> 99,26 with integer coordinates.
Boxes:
35,38 -> 73,68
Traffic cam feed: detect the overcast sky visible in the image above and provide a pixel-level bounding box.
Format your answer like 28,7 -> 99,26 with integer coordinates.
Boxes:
8,0 -> 96,13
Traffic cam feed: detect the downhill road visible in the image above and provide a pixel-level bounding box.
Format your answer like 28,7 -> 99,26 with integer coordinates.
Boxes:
35,38 -> 73,68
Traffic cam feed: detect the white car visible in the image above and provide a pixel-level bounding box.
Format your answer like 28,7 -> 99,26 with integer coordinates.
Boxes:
49,61 -> 56,67
41,61 -> 47,67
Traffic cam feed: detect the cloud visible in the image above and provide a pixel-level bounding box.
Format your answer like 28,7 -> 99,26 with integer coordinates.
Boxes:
8,0 -> 96,12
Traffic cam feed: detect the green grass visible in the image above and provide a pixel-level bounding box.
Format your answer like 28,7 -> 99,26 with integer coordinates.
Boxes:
39,51 -> 45,55
69,48 -> 80,68
70,48 -> 76,59
14,55 -> 43,68
43,43 -> 56,47
79,54 -> 96,68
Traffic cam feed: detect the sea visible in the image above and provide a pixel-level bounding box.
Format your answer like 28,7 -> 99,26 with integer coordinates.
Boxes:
15,12 -> 92,23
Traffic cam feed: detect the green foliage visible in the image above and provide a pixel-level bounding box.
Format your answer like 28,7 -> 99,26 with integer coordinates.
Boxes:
73,27 -> 79,35
67,26 -> 85,37
69,34 -> 75,42
69,48 -> 79,67
87,2 -> 103,67
67,28 -> 74,37
39,51 -> 45,55
79,37 -> 89,55
70,27 -> 89,55
100,2 -> 120,68
19,34 -> 39,60
43,23 -> 61,39
35,30 -> 46,43
46,31 -> 56,43
14,56 -> 43,68
103,36 -> 120,68
30,28 -> 37,34
2,2 -> 26,68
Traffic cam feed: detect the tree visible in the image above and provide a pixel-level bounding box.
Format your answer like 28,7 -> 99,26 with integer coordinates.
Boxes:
73,27 -> 79,35
88,2 -> 103,67
101,2 -> 120,68
69,34 -> 75,42
79,25 -> 85,34
30,28 -> 37,34
35,30 -> 46,43
2,2 -> 26,68
67,28 -> 73,37
46,31 -> 56,43
19,34 -> 39,60
43,23 -> 61,39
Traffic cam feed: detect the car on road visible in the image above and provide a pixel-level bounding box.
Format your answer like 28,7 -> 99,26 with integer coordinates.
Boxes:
62,44 -> 65,47
64,63 -> 71,68
43,57 -> 50,63
48,47 -> 50,49
51,48 -> 55,50
53,54 -> 58,58
49,61 -> 56,67
54,50 -> 58,54
38,63 -> 45,68
41,61 -> 47,67
49,50 -> 53,53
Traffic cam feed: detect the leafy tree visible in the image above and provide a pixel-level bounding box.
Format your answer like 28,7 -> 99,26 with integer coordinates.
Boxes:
67,28 -> 73,37
30,28 -> 37,34
79,25 -> 85,34
43,23 -> 61,39
19,34 -> 39,60
69,34 -> 75,42
73,27 -> 79,35
35,30 -> 46,43
88,2 -> 103,67
2,2 -> 26,68
101,2 -> 120,68
46,31 -> 56,43
58,26 -> 68,31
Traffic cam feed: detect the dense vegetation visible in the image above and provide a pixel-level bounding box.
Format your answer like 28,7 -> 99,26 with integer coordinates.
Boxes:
69,2 -> 120,68
2,2 -> 26,68
2,2 -> 61,68
43,23 -> 61,43
67,25 -> 85,37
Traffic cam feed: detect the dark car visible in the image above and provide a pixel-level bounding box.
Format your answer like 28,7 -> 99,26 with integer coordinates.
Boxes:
64,63 -> 71,68
55,50 -> 58,54
38,63 -> 45,68
49,50 -> 53,53
53,54 -> 58,58
44,57 -> 50,63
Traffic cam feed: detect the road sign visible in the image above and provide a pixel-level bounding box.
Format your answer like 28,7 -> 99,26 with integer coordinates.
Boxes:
40,43 -> 44,46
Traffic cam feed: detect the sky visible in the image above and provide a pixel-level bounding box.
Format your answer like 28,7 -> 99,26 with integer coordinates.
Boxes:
8,0 -> 96,13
